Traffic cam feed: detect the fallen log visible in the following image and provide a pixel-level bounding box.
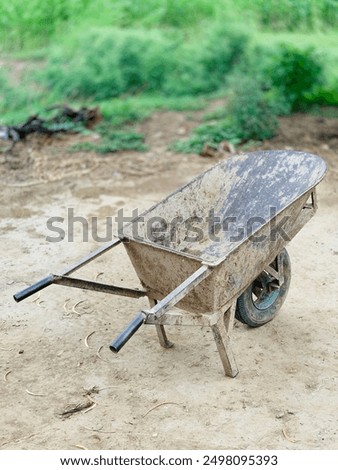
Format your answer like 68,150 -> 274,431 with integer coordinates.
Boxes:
0,105 -> 102,150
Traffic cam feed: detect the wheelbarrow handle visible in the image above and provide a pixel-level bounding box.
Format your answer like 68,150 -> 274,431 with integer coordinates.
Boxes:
110,312 -> 146,353
13,238 -> 123,303
13,275 -> 55,303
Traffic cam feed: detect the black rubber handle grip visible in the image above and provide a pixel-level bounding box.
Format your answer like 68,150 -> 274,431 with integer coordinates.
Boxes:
13,275 -> 55,302
110,312 -> 146,353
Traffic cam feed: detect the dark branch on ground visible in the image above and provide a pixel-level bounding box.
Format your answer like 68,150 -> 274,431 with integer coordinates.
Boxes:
0,105 -> 102,151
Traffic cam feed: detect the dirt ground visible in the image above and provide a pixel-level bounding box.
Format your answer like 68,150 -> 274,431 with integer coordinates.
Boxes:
1,109 -> 338,450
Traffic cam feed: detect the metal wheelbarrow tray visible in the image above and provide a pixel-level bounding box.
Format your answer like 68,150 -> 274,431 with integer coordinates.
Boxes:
14,150 -> 327,377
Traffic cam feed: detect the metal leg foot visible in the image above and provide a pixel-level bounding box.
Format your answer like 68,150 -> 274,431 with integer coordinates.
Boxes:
155,324 -> 174,349
211,305 -> 238,378
148,298 -> 174,349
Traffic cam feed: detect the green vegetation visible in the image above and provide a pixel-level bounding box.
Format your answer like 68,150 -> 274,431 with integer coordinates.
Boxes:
227,77 -> 279,141
269,45 -> 324,111
38,24 -> 247,99
0,70 -> 38,119
0,1 -> 89,50
172,46 -> 324,153
171,121 -> 240,154
0,0 -> 336,51
250,0 -> 338,30
99,95 -> 206,127
70,128 -> 147,154
0,0 -> 337,153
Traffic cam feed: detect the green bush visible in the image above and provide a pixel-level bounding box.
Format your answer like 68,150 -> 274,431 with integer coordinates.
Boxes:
257,0 -> 315,30
172,75 -> 279,153
304,81 -> 338,106
158,23 -> 248,95
40,28 -> 175,99
171,120 -> 240,154
227,76 -> 279,140
320,0 -> 338,27
0,0 -> 89,50
39,24 -> 248,99
270,44 -> 324,111
200,23 -> 249,90
163,44 -> 212,96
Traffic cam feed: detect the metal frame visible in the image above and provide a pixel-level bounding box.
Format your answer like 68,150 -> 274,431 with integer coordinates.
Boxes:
13,238 -> 136,302
13,190 -> 319,378
13,147 -> 324,379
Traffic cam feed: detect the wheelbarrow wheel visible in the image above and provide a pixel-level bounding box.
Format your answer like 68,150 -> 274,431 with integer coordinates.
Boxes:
235,248 -> 291,327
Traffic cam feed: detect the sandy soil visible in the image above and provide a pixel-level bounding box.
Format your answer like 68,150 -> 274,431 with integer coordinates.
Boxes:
1,110 -> 338,450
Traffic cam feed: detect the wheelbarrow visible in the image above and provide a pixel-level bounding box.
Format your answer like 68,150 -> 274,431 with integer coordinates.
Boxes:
14,150 -> 327,377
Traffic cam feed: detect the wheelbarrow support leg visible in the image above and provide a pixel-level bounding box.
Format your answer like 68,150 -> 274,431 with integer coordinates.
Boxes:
148,298 -> 174,349
210,304 -> 239,378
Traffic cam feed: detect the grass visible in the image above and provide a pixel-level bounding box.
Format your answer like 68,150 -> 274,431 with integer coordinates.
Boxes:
70,129 -> 147,154
0,0 -> 337,153
99,95 -> 207,127
171,121 -> 241,154
0,0 -> 336,52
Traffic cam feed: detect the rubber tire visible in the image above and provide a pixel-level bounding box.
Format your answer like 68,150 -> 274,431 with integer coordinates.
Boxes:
235,248 -> 291,327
